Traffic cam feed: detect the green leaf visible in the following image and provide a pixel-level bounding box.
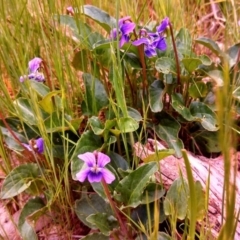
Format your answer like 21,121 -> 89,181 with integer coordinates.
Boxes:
181,58 -> 202,73
81,5 -> 116,33
0,118 -> 38,150
149,80 -> 165,113
193,130 -> 220,153
226,43 -> 240,68
18,197 -> 45,240
71,130 -> 102,180
74,193 -> 114,229
198,55 -> 212,66
188,81 -> 208,98
176,28 -> 192,56
155,57 -> 176,74
192,181 -> 206,221
89,116 -> 104,135
118,117 -> 139,133
171,93 -> 194,121
13,98 -> 39,125
81,233 -> 109,240
195,37 -> 222,56
131,202 -> 166,229
141,183 -> 165,204
86,213 -> 118,235
72,49 -> 88,71
81,73 -> 109,116
153,112 -> 184,158
109,151 -> 129,171
0,125 -> 29,151
44,112 -> 69,133
142,149 -> 175,163
127,107 -> 142,121
38,91 -> 61,114
0,163 -> 41,199
164,177 -> 189,220
190,101 -> 218,131
57,15 -> 103,48
205,70 -> 224,86
115,162 -> 158,207
29,81 -> 50,97
93,39 -> 118,51
123,52 -> 142,69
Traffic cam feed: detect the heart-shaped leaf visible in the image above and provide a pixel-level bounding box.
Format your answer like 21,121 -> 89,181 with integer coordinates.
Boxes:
115,162 -> 158,207
188,81 -> 208,98
38,91 -> 61,114
153,112 -> 184,158
81,5 -> 116,32
195,37 -> 222,56
171,93 -> 194,121
74,193 -> 114,229
86,213 -> 118,235
141,183 -> 165,204
0,163 -> 41,199
81,73 -> 109,116
18,197 -> 45,240
149,80 -> 165,113
182,58 -> 202,73
164,177 -> 189,220
155,57 -> 176,74
176,28 -> 192,56
226,43 -> 240,68
118,117 -> 139,133
190,101 -> 218,131
89,116 -> 104,135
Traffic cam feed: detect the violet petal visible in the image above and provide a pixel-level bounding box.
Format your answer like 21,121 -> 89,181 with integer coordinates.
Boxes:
97,152 -> 110,168
76,168 -> 90,182
145,47 -> 157,57
154,37 -> 167,51
88,171 -> 103,183
101,168 -> 115,184
120,22 -> 135,35
132,38 -> 150,46
22,143 -> 33,151
28,57 -> 42,73
156,17 -> 169,33
78,152 -> 96,167
119,34 -> 129,48
36,138 -> 44,153
118,16 -> 131,26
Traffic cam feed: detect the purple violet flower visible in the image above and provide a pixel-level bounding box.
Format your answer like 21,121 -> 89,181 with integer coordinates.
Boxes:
110,16 -> 135,48
20,57 -> 45,82
28,57 -> 42,73
132,17 -> 169,57
66,6 -> 74,15
76,151 -> 115,184
22,138 -> 44,154
132,37 -> 157,58
153,36 -> 167,51
156,17 -> 169,34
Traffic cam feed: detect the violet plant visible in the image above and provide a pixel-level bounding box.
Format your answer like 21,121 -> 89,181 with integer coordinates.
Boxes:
76,151 -> 115,184
0,3 -> 239,240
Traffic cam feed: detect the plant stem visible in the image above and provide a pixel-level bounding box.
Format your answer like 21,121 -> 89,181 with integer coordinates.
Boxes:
137,44 -> 148,98
169,22 -> 181,87
101,179 -> 130,238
